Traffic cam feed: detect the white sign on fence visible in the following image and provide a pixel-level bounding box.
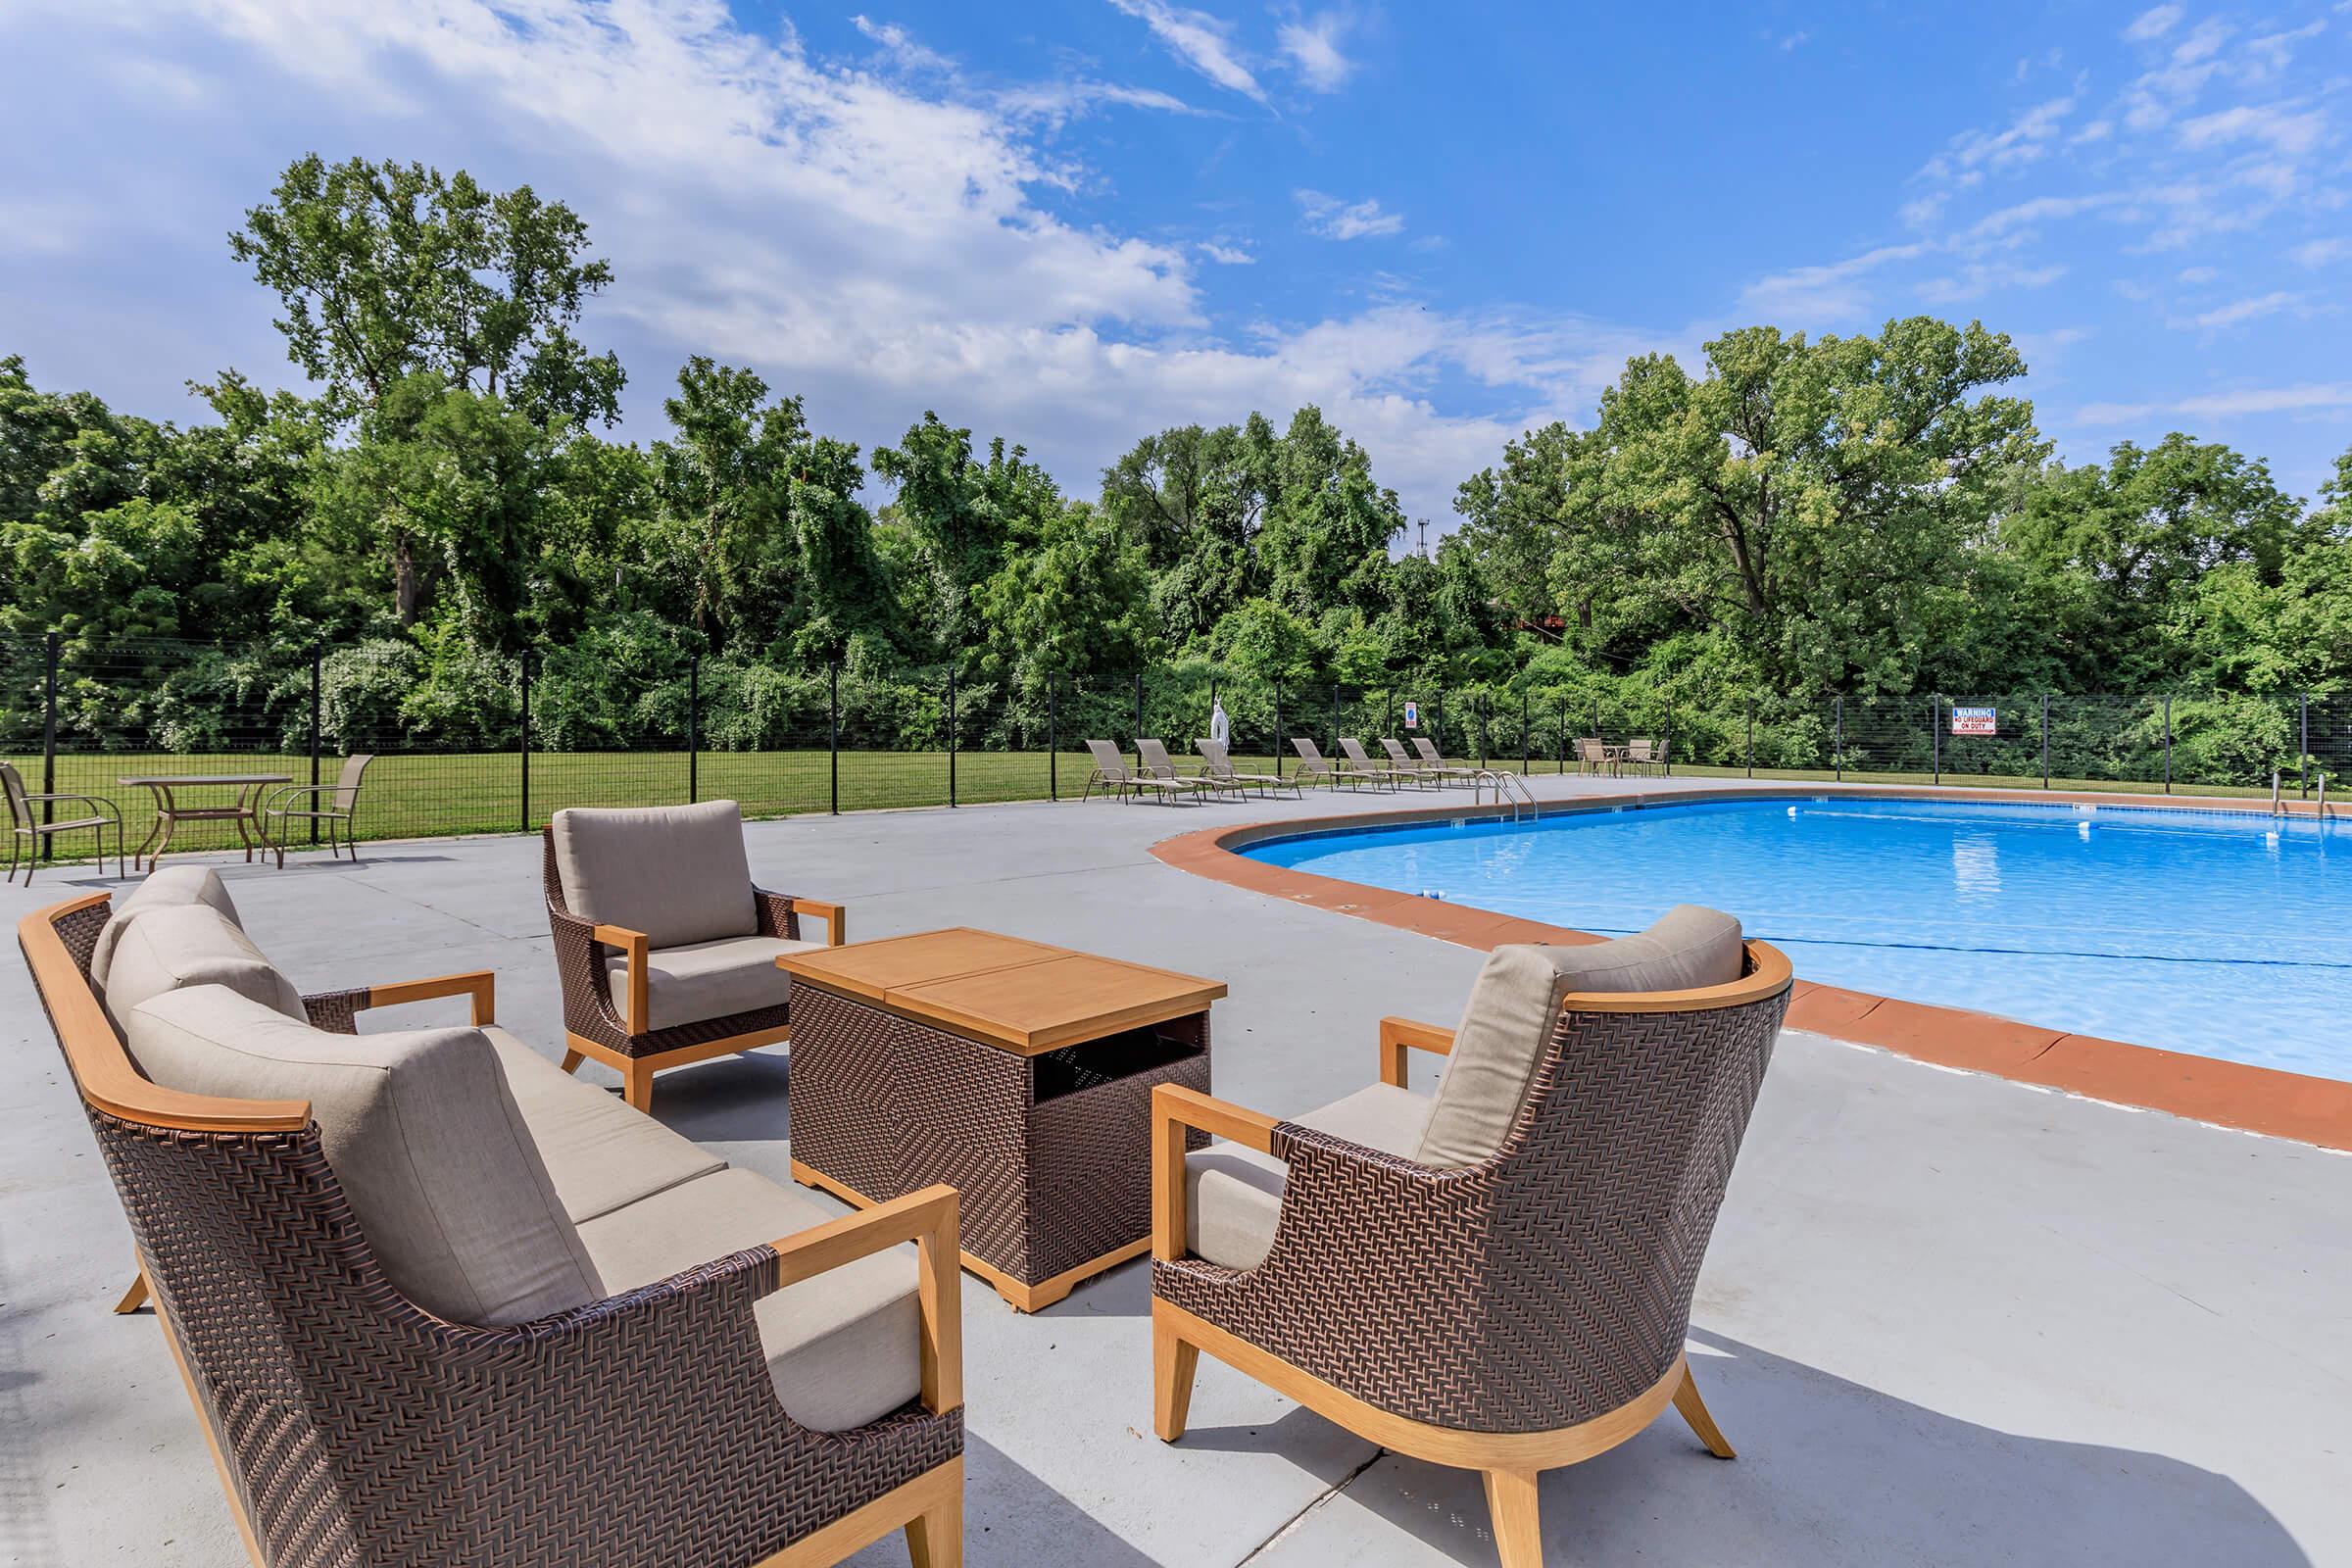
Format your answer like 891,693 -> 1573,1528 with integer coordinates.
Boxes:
1951,706 -> 1997,736
1402,700 -> 1419,730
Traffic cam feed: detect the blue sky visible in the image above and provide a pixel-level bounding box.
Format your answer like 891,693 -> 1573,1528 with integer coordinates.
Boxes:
3,1 -> 2347,527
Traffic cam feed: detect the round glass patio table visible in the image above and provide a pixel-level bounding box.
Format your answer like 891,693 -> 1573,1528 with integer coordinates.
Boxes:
117,772 -> 290,869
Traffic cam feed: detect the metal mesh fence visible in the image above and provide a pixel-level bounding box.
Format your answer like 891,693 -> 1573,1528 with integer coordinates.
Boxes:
4,632 -> 2343,865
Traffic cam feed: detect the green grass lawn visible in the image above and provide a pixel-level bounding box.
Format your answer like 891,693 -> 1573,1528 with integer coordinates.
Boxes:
8,746 -> 2289,870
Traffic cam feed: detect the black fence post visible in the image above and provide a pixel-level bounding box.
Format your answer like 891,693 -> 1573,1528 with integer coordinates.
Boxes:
828,663 -> 840,815
2299,693 -> 2309,798
1932,697 -> 1941,785
518,648 -> 532,833
1431,691 -> 1443,761
1834,695 -> 1843,781
309,645 -> 322,845
1591,696 -> 1600,743
1478,693 -> 1489,767
948,663 -> 958,808
2041,695 -> 2051,790
1135,670 -> 1146,769
1330,683 -> 1341,752
40,631 -> 58,855
1273,685 -> 1284,776
1746,696 -> 1755,778
1663,706 -> 1673,777
1048,674 -> 1058,802
1558,698 -> 1567,774
687,655 -> 700,805
1519,691 -> 1531,774
2163,695 -> 2173,795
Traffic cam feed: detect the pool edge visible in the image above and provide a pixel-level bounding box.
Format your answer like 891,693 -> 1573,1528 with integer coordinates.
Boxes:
1150,783 -> 2352,1154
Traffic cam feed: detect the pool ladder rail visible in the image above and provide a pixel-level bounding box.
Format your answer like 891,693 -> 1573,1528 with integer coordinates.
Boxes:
2276,769 -> 2335,820
1472,769 -> 1539,823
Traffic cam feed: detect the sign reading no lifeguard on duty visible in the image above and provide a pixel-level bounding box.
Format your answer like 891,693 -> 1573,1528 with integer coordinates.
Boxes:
1951,706 -> 1997,736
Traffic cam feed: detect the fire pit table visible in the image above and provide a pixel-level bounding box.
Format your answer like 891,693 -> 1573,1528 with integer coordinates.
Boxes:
782,928 -> 1223,1311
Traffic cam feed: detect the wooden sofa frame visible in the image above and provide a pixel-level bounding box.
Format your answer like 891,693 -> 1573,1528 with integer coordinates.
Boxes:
542,827 -> 847,1110
1150,942 -> 1793,1568
24,891 -> 962,1568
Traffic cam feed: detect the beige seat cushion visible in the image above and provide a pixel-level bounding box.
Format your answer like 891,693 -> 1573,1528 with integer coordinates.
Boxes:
1415,906 -> 1744,1168
90,865 -> 244,987
103,904 -> 306,1025
1186,1083 -> 1435,1271
124,986 -> 603,1326
580,1168 -> 921,1433
607,934 -> 821,1031
552,801 -> 759,950
484,1027 -> 726,1223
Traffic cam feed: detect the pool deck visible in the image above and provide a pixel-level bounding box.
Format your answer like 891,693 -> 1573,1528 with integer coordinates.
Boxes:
2,773 -> 2346,1567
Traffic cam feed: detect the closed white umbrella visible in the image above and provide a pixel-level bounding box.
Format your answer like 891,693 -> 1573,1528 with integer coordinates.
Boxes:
1209,697 -> 1231,747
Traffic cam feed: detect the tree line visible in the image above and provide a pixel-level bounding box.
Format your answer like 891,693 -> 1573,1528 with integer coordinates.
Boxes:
4,156 -> 2347,765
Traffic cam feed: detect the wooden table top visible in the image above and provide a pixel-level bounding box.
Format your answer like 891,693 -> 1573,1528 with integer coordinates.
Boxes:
117,773 -> 291,788
781,927 -> 1226,1056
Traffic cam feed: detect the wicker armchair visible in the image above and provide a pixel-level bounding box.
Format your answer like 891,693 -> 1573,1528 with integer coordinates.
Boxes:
1150,914 -> 1792,1568
543,802 -> 845,1110
23,890 -> 964,1568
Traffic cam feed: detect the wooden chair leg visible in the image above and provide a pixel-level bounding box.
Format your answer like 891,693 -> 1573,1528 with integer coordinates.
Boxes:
114,1269 -> 150,1316
1482,1468 -> 1543,1568
622,1061 -> 655,1112
559,1049 -> 586,1074
904,1487 -> 963,1568
1673,1362 -> 1736,1458
1153,1313 -> 1200,1442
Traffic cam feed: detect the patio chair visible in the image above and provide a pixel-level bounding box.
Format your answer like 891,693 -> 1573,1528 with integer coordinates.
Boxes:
23,883 -> 964,1568
1196,739 -> 1300,800
3,760 -> 125,884
258,752 -> 374,866
1289,738 -> 1346,789
544,800 -> 846,1110
1137,738 -> 1222,801
1084,740 -> 1201,804
1575,737 -> 1616,776
1150,906 -> 1792,1568
1410,735 -> 1487,784
1337,737 -> 1413,790
1623,738 -> 1658,776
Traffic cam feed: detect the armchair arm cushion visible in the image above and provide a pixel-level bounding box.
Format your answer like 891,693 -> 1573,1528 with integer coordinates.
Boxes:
772,1183 -> 960,1413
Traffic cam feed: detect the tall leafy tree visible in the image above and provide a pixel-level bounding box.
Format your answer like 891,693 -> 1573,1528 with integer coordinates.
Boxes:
873,413 -> 1065,655
230,154 -> 623,425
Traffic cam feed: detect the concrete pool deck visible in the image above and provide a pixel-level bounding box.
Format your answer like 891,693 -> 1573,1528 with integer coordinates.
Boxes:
2,774 -> 2346,1566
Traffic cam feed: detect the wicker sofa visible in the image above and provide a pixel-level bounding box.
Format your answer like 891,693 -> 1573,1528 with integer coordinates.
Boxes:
543,800 -> 846,1110
1150,906 -> 1792,1568
24,866 -> 963,1568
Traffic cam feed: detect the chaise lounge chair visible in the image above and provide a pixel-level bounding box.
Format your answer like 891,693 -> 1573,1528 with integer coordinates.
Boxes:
1410,734 -> 1487,784
24,869 -> 965,1568
1085,740 -> 1205,804
1150,906 -> 1791,1568
544,800 -> 846,1110
1138,738 -> 1225,801
1337,736 -> 1415,790
1197,739 -> 1301,800
1288,738 -> 1346,789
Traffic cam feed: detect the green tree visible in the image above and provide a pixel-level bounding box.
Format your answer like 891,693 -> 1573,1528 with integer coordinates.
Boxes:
873,413 -> 1065,655
972,502 -> 1153,685
230,154 -> 622,425
1254,406 -> 1405,621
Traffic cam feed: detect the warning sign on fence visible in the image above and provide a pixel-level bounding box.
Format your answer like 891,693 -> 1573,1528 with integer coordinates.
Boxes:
1403,700 -> 1419,730
1951,706 -> 1997,736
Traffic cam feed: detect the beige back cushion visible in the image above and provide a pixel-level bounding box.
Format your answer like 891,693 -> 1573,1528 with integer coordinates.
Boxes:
103,904 -> 305,1025
125,986 -> 604,1326
90,866 -> 243,987
1415,906 -> 1746,1168
551,800 -> 758,950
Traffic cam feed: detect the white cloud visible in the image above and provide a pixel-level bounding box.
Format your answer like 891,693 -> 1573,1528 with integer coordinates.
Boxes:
2289,237 -> 2351,267
1921,95 -> 2078,179
1106,0 -> 1265,101
1737,243 -> 1925,322
2123,6 -> 2182,42
2176,102 -> 2328,158
2171,18 -> 2232,65
2190,290 -> 2302,328
2077,382 -> 2352,424
1197,240 -> 1254,265
1295,188 -> 1403,239
1277,10 -> 1353,92
2178,265 -> 2218,282
1916,261 -> 2068,304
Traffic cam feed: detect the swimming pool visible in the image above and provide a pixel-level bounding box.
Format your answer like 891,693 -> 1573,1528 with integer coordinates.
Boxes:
1243,796 -> 2351,1082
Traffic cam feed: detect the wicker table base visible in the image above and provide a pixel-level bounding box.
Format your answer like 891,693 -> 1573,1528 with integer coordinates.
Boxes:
783,930 -> 1222,1311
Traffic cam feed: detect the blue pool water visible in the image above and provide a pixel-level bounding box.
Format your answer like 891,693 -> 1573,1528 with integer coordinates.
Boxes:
1245,797 -> 2352,1081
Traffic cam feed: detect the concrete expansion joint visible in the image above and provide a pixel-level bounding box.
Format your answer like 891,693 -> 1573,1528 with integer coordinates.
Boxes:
1233,1446 -> 1389,1565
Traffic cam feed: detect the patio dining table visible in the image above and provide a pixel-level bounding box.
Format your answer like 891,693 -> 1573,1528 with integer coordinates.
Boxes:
117,772 -> 290,869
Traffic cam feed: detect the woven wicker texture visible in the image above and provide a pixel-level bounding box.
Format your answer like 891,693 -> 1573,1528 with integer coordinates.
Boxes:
33,898 -> 960,1568
1155,971 -> 1788,1435
791,986 -> 1210,1285
300,988 -> 365,1035
542,830 -> 799,1059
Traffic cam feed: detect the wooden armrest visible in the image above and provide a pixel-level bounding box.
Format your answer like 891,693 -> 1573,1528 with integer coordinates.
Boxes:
366,970 -> 497,1026
592,923 -> 650,1035
1377,1015 -> 1455,1087
1152,1084 -> 1279,1261
773,1184 -> 960,1413
790,898 -> 847,947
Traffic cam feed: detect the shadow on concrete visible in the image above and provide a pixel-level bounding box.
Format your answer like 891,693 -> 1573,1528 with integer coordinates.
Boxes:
837,1433 -> 1161,1567
1242,1327 -> 2312,1567
648,1049 -> 794,1147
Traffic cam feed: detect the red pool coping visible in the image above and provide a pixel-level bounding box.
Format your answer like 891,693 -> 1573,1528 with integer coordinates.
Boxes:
1151,783 -> 2352,1153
